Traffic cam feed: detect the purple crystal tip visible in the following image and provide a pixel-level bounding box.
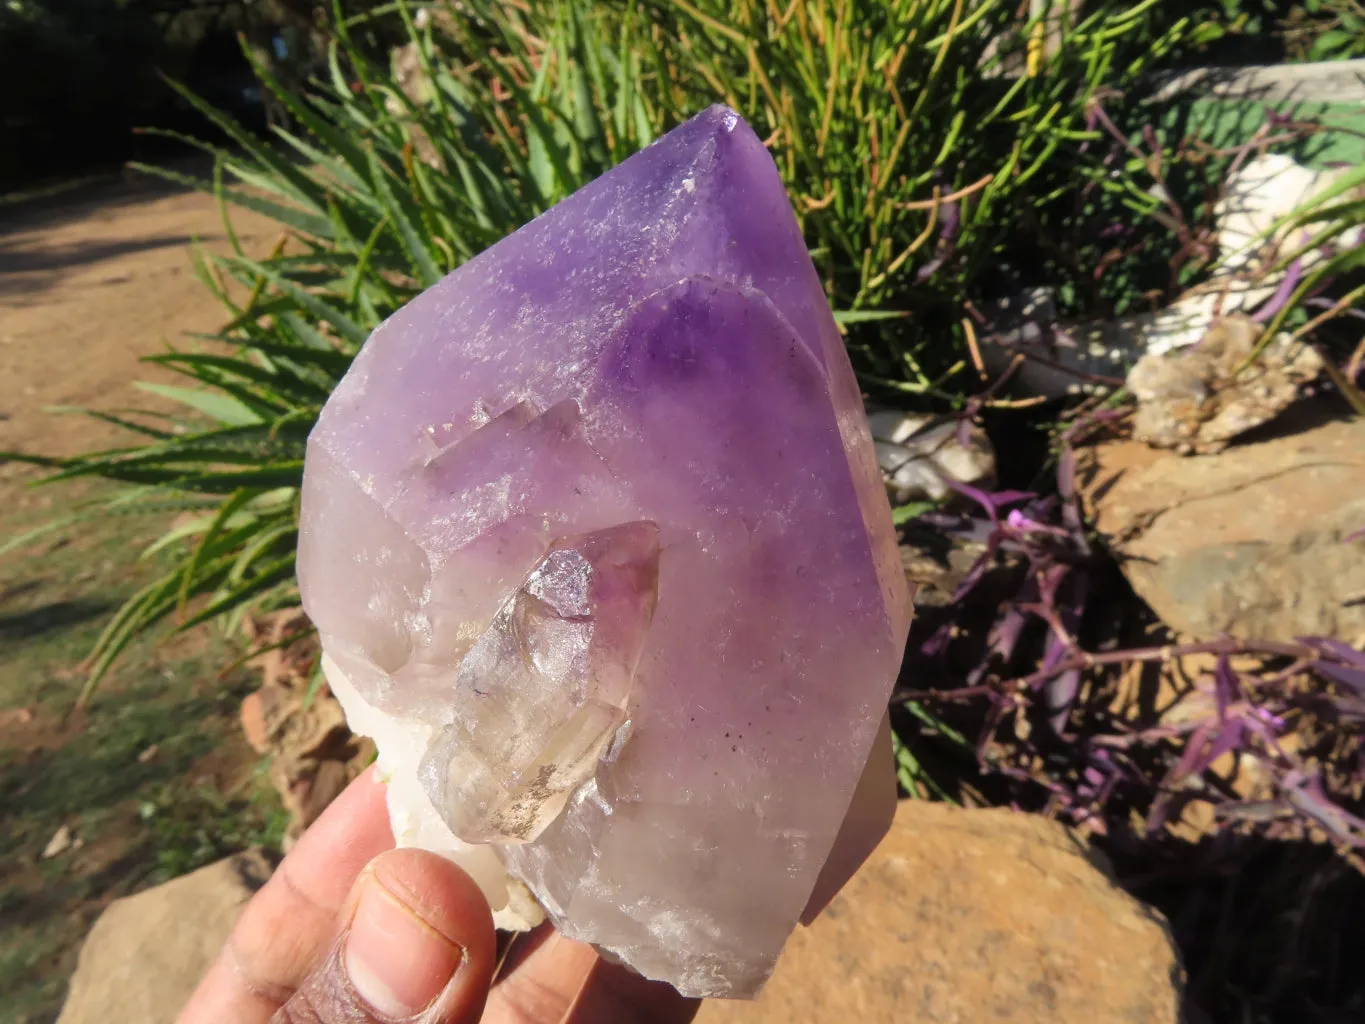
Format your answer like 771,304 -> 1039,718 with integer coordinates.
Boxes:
298,105 -> 911,998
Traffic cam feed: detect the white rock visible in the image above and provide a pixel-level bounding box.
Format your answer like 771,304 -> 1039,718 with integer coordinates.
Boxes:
983,153 -> 1363,395
866,409 -> 997,504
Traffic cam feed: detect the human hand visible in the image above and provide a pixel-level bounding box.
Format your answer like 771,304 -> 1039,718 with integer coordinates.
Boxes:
178,768 -> 700,1024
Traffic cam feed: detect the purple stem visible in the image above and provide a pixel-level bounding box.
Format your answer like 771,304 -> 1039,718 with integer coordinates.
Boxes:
942,479 -> 1035,523
1252,258 -> 1302,323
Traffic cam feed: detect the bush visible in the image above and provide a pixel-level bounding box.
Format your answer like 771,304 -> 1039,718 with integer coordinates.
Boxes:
1282,0 -> 1365,59
0,0 -> 406,189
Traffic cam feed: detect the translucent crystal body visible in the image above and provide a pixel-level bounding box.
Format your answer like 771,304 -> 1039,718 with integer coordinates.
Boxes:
417,521 -> 660,845
297,105 -> 911,998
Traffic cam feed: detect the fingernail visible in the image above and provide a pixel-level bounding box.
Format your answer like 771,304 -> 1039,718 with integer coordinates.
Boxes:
344,874 -> 464,1020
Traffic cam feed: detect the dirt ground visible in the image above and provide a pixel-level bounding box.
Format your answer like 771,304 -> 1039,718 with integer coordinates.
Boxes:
0,175 -> 274,468
0,176 -> 282,1024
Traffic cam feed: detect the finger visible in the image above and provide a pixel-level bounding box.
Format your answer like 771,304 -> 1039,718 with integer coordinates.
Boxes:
485,926 -> 699,1024
565,957 -> 700,1024
272,848 -> 497,1024
484,927 -> 594,1023
178,767 -> 395,1024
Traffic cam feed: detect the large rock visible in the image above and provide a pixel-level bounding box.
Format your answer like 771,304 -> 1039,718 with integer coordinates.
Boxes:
697,800 -> 1182,1024
57,850 -> 271,1024
57,812 -> 1180,1024
1081,412 -> 1365,642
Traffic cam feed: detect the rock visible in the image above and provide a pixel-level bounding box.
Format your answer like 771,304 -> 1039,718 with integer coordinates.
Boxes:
386,43 -> 443,170
1081,411 -> 1365,642
57,850 -> 272,1024
261,675 -> 372,846
867,408 -> 997,505
299,106 -> 910,996
1150,59 -> 1365,105
980,1 -> 1088,78
1107,652 -> 1285,842
981,155 -> 1362,399
1127,316 -> 1323,453
900,532 -> 991,608
242,608 -> 317,693
238,688 -> 273,754
697,800 -> 1182,1024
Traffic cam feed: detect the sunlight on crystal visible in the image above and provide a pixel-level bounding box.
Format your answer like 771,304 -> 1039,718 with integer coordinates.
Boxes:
298,105 -> 911,998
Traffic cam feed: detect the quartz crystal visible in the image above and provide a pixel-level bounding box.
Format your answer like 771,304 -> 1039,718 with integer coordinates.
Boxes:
297,105 -> 911,998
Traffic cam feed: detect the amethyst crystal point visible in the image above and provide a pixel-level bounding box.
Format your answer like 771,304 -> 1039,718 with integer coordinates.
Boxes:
297,105 -> 911,998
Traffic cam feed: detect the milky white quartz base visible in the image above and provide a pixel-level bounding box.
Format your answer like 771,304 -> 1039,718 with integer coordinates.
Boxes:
323,654 -> 545,932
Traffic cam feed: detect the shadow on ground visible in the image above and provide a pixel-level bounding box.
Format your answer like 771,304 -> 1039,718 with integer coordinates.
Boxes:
0,669 -> 283,1024
0,158 -> 209,239
1117,836 -> 1365,1024
0,600 -> 114,643
0,235 -> 200,278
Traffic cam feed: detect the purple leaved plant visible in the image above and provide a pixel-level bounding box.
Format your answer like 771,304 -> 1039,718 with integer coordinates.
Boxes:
890,100 -> 1365,868
897,411 -> 1365,865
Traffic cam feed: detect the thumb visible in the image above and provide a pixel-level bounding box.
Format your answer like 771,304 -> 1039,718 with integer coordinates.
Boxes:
272,848 -> 497,1024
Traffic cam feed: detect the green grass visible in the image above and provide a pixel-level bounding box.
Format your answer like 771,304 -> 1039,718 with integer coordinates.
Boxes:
0,479 -> 285,1024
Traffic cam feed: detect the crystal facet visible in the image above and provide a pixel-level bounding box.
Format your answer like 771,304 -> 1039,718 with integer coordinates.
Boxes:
417,521 -> 660,845
298,105 -> 911,998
